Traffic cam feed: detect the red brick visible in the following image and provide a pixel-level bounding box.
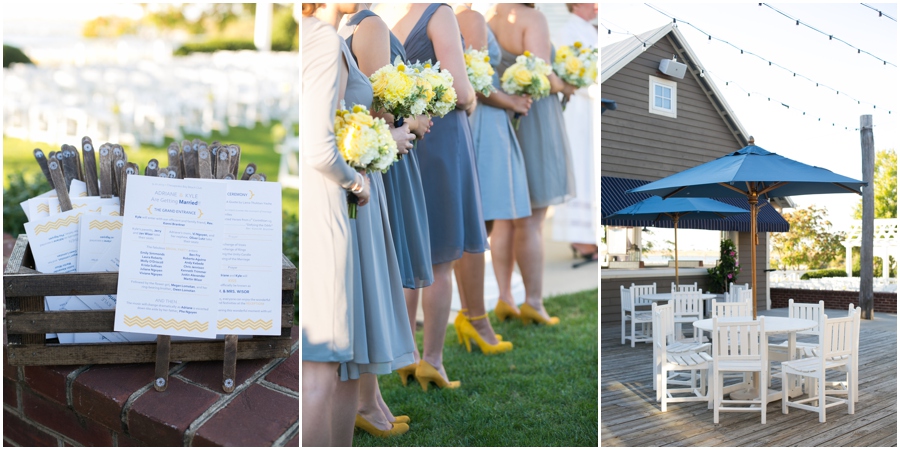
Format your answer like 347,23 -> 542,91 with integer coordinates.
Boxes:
21,389 -> 113,446
3,409 -> 59,447
290,326 -> 298,346
265,351 -> 298,392
192,384 -> 298,446
115,432 -> 146,447
3,344 -> 18,381
72,363 -> 171,432
127,377 -> 219,447
177,357 -> 271,393
286,432 -> 299,446
4,377 -> 17,409
23,365 -> 83,406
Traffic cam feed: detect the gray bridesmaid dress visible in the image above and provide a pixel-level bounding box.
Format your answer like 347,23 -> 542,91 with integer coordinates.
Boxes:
497,45 -> 576,208
337,39 -> 416,380
340,9 -> 434,290
404,3 -> 489,264
469,27 -> 531,221
301,17 -> 356,363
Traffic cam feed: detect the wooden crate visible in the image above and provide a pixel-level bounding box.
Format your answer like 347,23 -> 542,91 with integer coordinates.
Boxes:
3,234 -> 297,366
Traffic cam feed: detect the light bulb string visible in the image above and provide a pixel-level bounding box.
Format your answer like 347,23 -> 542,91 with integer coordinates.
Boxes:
860,3 -> 897,22
643,3 -> 895,111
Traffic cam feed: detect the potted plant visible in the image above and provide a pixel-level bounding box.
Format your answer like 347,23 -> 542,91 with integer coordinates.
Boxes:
707,239 -> 740,293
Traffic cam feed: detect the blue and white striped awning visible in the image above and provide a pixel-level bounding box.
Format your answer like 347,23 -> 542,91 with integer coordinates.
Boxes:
601,176 -> 790,232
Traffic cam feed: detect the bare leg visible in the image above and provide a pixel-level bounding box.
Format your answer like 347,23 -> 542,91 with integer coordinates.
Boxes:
490,219 -> 520,314
302,361 -> 338,446
331,376 -> 360,446
403,288 -> 421,362
421,261 -> 454,380
357,373 -> 392,431
514,207 -> 553,320
572,242 -> 598,258
455,250 -> 499,344
373,377 -> 397,422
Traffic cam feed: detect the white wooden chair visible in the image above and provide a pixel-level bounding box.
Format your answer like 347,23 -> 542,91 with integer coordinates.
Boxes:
711,316 -> 768,424
769,300 -> 825,385
651,303 -> 710,392
671,291 -> 703,339
730,282 -> 749,295
711,300 -> 751,318
803,305 -> 860,405
620,286 -> 653,347
781,308 -> 859,422
670,282 -> 699,293
652,303 -> 712,412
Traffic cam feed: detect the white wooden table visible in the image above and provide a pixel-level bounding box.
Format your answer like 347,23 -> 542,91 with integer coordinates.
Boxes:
693,316 -> 817,403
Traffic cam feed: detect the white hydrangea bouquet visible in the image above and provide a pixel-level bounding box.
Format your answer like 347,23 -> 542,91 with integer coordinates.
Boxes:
552,41 -> 598,109
500,50 -> 551,129
334,103 -> 398,218
409,60 -> 457,118
464,47 -> 496,96
369,56 -> 429,128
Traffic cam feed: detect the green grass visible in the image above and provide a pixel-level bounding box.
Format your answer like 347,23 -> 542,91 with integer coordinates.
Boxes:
353,289 -> 599,447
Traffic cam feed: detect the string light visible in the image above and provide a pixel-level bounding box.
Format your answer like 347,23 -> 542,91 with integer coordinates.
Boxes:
642,3 -> 895,111
860,3 -> 897,22
759,3 -> 896,67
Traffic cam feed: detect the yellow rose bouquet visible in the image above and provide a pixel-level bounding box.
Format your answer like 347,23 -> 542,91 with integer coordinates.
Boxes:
369,56 -> 429,129
334,103 -> 399,218
500,50 -> 551,129
552,41 -> 598,109
410,60 -> 457,117
464,47 -> 496,96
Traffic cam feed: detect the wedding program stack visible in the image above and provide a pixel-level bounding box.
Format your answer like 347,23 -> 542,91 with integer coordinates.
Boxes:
21,136 -> 283,343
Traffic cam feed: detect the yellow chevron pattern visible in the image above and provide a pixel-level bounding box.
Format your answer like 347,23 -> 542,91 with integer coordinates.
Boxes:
33,214 -> 82,234
79,192 -> 88,197
218,318 -> 273,330
109,211 -> 120,216
89,220 -> 123,230
37,204 -> 50,213
123,315 -> 209,332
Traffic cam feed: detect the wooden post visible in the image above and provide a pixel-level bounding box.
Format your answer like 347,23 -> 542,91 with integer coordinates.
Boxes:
859,115 -> 875,320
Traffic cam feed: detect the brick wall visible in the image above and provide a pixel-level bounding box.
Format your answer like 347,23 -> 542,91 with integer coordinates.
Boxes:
771,288 -> 897,314
3,328 -> 299,447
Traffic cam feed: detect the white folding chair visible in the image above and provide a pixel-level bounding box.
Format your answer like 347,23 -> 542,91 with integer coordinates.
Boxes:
781,308 -> 859,422
671,291 -> 703,340
712,316 -> 768,424
621,286 -> 652,347
652,303 -> 712,411
652,303 -> 710,392
769,300 -> 825,381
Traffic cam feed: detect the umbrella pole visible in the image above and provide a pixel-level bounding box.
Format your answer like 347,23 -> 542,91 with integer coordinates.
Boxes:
674,215 -> 679,286
749,193 -> 758,319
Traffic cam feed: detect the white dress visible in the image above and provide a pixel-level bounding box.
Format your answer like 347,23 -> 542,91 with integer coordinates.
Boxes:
551,14 -> 599,245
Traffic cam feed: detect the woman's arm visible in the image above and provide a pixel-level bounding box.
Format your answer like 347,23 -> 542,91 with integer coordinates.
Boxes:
427,5 -> 475,110
522,9 -> 576,96
477,89 -> 532,115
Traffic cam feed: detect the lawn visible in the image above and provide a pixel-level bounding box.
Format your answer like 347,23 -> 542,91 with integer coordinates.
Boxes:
352,289 -> 599,447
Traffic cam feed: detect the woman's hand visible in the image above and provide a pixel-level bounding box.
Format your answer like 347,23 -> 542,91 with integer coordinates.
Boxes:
465,99 -> 477,116
391,122 -> 415,154
409,114 -> 432,140
509,94 -> 533,116
355,171 -> 371,207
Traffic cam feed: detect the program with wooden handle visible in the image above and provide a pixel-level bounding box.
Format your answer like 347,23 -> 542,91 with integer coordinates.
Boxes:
48,159 -> 72,211
98,144 -> 113,198
144,159 -> 159,177
240,163 -> 257,180
182,140 -> 198,178
82,138 -> 99,196
198,146 -> 212,179
33,149 -> 55,190
215,146 -> 231,179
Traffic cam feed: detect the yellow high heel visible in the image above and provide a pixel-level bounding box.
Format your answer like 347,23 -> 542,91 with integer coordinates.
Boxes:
392,415 -> 410,424
456,314 -> 513,355
414,360 -> 460,392
519,303 -> 560,326
455,310 -> 502,342
494,299 -> 520,322
354,414 -> 409,437
397,362 -> 418,387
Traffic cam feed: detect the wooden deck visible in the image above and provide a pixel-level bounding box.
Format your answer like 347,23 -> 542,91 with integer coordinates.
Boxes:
601,318 -> 897,447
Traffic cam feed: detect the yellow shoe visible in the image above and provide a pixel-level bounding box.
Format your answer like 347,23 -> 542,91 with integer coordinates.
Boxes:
519,303 -> 559,326
454,310 -> 502,342
355,414 -> 409,438
494,299 -> 520,322
414,360 -> 461,392
392,415 -> 410,424
456,314 -> 513,355
397,362 -> 418,387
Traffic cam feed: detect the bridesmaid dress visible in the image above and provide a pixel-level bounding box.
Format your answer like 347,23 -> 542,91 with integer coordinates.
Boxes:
301,17 -> 357,363
340,9 -> 434,290
468,27 -> 531,221
496,45 -> 576,208
337,38 -> 416,380
403,3 -> 489,264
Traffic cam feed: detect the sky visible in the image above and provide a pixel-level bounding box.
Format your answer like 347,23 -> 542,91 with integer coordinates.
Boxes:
600,2 -> 898,253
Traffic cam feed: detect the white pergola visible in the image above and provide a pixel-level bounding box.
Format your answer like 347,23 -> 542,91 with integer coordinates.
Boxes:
841,218 -> 898,279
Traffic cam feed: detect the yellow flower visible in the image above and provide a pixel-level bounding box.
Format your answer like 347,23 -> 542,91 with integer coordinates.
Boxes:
555,46 -> 574,64
464,53 -> 472,65
573,41 -> 582,49
352,105 -> 365,113
523,50 -> 532,57
565,56 -> 583,75
483,55 -> 490,63
514,67 -> 533,86
424,63 -> 432,68
397,64 -> 406,72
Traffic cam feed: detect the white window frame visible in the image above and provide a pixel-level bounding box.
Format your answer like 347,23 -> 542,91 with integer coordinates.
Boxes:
649,75 -> 677,118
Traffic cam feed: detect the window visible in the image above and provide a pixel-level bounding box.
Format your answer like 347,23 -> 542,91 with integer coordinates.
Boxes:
649,75 -> 677,118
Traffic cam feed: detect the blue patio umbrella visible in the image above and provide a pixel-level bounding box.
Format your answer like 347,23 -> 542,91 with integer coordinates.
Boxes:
628,138 -> 866,317
601,98 -> 617,114
605,196 -> 747,285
